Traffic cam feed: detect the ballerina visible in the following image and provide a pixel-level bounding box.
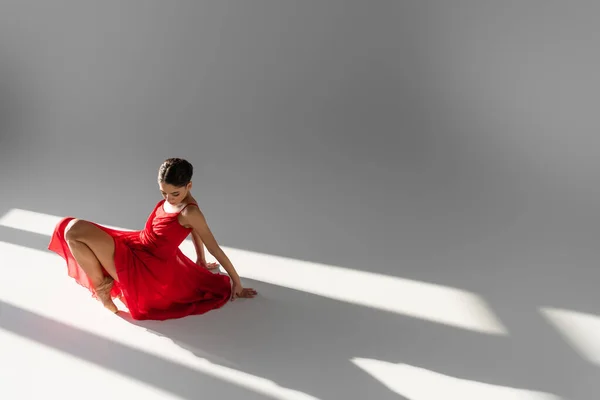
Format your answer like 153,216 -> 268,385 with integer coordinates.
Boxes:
48,157 -> 257,320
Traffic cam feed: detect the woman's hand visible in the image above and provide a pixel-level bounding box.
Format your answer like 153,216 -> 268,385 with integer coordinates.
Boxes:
231,279 -> 257,301
196,259 -> 221,270
205,261 -> 221,270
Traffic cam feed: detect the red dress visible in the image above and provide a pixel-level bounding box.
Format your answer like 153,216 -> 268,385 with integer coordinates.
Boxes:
48,199 -> 232,320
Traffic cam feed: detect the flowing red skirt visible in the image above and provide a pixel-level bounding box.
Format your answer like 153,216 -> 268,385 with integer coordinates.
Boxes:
48,217 -> 232,320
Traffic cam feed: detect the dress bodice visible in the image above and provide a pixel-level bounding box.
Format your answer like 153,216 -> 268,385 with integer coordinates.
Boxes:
138,200 -> 195,259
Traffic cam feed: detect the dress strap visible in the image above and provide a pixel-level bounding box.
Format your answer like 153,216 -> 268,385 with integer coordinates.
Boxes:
179,202 -> 198,212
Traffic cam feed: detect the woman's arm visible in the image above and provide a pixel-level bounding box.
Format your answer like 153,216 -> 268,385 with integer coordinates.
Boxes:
180,205 -> 257,300
181,206 -> 241,283
191,229 -> 206,264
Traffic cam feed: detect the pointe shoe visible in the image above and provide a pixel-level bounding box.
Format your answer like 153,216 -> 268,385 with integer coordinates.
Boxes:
95,276 -> 118,313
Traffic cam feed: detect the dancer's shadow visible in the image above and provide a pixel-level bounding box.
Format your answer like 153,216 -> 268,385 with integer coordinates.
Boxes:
118,276 -> 574,400
119,278 -> 406,400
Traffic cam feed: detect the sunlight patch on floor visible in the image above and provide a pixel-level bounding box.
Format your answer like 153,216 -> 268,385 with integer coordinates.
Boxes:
541,307 -> 600,366
351,358 -> 562,400
0,208 -> 133,233
222,246 -> 508,335
1,207 -> 507,335
0,328 -> 181,400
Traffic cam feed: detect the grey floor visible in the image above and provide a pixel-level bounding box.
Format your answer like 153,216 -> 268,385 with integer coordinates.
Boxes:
1,2 -> 600,399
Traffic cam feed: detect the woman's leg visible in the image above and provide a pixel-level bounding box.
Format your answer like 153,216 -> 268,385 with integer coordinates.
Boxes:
64,219 -> 119,312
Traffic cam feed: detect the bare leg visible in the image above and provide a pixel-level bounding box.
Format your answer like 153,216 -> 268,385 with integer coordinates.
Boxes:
65,219 -> 119,313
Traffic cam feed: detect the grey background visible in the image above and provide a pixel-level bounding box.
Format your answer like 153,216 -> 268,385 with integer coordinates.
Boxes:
1,1 -> 600,399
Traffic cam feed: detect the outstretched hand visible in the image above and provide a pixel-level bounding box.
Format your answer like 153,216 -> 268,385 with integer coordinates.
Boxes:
231,280 -> 257,301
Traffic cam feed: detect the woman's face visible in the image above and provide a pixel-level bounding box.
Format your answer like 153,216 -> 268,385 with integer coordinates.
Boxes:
159,182 -> 191,206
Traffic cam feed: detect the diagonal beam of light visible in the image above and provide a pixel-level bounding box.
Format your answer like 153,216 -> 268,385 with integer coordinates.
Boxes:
1,208 -> 507,335
352,358 -> 562,400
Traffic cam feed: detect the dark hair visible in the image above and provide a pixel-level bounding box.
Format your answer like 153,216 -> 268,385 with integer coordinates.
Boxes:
158,158 -> 193,187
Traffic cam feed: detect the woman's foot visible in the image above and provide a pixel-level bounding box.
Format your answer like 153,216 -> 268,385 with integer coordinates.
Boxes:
95,276 -> 118,313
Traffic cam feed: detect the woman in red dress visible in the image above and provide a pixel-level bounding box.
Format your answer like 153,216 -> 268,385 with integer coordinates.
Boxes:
48,158 -> 257,320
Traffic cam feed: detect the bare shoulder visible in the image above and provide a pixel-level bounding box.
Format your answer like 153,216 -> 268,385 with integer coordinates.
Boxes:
179,202 -> 205,228
182,202 -> 202,216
